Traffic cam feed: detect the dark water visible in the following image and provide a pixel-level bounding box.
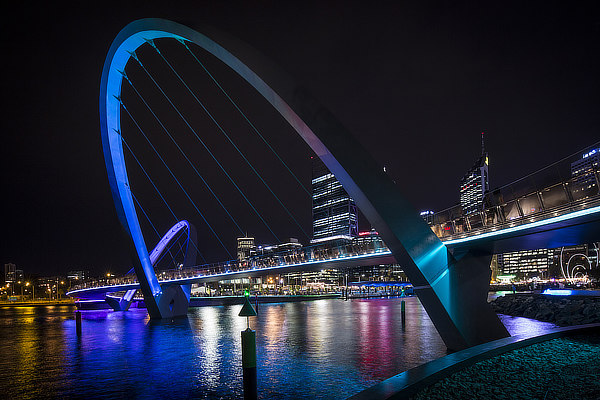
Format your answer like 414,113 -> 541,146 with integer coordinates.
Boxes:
0,297 -> 556,399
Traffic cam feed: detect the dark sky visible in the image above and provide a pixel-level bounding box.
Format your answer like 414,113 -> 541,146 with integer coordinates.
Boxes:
2,1 -> 599,277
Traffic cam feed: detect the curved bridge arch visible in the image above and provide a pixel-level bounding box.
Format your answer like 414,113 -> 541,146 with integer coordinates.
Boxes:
100,18 -> 507,349
148,219 -> 197,270
83,220 -> 197,312
110,220 -> 196,311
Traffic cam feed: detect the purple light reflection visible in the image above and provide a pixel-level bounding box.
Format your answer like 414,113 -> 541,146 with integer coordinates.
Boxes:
498,314 -> 558,337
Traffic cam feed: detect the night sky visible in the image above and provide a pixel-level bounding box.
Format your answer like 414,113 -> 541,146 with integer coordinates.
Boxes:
2,1 -> 599,277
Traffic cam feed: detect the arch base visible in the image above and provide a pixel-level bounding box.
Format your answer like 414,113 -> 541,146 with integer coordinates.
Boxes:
149,284 -> 192,319
105,289 -> 137,311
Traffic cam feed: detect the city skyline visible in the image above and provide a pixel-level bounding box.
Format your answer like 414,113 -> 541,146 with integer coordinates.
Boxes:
2,1 -> 599,276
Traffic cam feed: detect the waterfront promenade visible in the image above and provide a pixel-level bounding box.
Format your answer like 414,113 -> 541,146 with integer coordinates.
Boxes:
0,299 -> 74,307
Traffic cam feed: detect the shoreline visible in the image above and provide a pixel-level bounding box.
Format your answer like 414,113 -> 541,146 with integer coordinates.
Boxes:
0,300 -> 75,307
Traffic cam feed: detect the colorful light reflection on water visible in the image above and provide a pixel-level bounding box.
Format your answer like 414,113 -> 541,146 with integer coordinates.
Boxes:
0,296 -> 557,399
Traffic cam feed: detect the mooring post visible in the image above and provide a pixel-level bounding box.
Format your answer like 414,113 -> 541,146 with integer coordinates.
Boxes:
345,273 -> 349,301
401,300 -> 406,327
76,310 -> 82,336
239,293 -> 258,400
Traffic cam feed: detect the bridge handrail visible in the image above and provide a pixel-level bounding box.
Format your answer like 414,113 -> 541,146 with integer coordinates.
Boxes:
429,166 -> 600,240
70,153 -> 600,294
69,240 -> 391,292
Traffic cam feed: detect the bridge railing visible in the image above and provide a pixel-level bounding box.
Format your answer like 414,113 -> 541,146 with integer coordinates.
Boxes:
69,237 -> 391,293
430,150 -> 600,240
71,147 -> 600,294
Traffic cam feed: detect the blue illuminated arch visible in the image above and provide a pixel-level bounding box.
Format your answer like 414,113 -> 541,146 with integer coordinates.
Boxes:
148,219 -> 197,267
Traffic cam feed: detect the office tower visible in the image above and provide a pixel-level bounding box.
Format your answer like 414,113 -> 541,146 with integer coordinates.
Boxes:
311,157 -> 358,243
236,236 -> 255,262
460,132 -> 489,214
570,148 -> 600,200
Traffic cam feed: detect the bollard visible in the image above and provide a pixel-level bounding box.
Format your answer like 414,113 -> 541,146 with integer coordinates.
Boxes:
241,328 -> 257,400
76,310 -> 82,336
239,294 -> 258,400
401,300 -> 406,326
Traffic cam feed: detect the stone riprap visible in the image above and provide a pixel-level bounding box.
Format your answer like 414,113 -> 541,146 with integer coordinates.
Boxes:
490,294 -> 600,326
411,334 -> 600,400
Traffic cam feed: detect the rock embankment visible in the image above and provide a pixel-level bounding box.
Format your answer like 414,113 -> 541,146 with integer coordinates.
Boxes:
490,294 -> 600,326
412,334 -> 600,400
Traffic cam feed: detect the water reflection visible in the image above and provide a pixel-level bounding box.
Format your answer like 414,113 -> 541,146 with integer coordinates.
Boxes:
498,314 -> 558,337
0,298 -> 558,399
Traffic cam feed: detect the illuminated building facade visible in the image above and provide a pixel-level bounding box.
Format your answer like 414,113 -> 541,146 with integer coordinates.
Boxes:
4,263 -> 23,284
497,249 -> 553,277
496,147 -> 600,279
460,133 -> 489,214
311,157 -> 358,243
570,148 -> 600,199
236,237 -> 255,262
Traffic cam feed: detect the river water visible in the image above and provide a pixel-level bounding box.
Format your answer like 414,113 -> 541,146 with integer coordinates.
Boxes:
0,297 -> 556,399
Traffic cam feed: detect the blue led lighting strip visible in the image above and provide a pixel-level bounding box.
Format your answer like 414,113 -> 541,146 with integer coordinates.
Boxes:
124,138 -> 206,263
131,51 -> 281,243
178,39 -> 311,197
120,101 -> 231,258
152,43 -> 309,239
121,71 -> 245,236
67,249 -> 394,296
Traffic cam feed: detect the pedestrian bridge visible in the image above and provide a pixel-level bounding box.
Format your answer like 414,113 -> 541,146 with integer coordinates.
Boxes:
68,196 -> 600,300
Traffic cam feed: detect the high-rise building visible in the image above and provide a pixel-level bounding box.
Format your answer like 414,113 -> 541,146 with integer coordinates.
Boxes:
4,263 -> 22,284
495,147 -> 600,280
570,147 -> 600,200
460,132 -> 489,215
67,270 -> 90,282
236,237 -> 255,262
311,157 -> 358,243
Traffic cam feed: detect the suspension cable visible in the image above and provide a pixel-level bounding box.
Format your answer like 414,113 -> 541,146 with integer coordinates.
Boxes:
122,136 -> 207,263
119,69 -> 245,236
127,49 -> 280,243
120,99 -> 232,258
178,38 -> 311,197
132,192 -> 183,268
153,229 -> 188,268
147,41 -> 309,239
